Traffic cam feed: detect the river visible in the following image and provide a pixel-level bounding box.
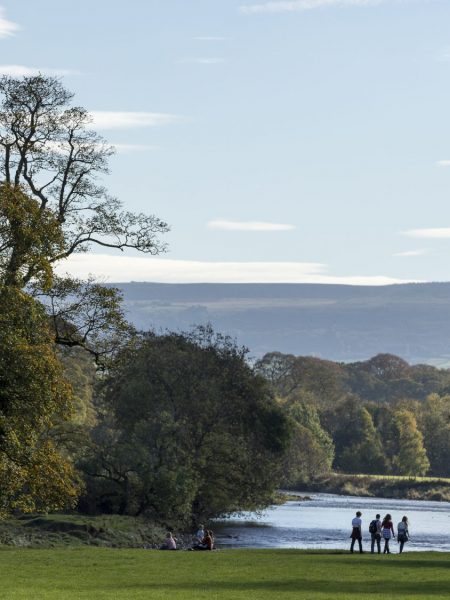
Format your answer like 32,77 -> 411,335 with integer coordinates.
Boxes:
214,493 -> 450,552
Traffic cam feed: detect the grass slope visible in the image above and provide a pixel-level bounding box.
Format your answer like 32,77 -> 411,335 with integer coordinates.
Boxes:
299,473 -> 450,501
0,514 -> 166,548
1,549 -> 449,600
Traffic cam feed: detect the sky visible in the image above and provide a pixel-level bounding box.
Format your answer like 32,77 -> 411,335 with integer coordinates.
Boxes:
1,0 -> 450,284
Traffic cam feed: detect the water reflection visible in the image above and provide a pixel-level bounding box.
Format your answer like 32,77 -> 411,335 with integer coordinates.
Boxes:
215,493 -> 450,552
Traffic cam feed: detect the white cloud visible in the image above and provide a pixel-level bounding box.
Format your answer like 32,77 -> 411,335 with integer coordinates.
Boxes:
193,36 -> 228,41
402,228 -> 450,239
56,254 -> 415,285
393,249 -> 429,257
0,7 -> 19,38
437,160 -> 450,167
90,111 -> 180,130
178,57 -> 226,65
240,0 -> 391,14
0,65 -> 77,77
208,219 -> 296,231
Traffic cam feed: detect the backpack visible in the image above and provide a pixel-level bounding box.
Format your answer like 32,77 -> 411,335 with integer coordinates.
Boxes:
369,520 -> 378,534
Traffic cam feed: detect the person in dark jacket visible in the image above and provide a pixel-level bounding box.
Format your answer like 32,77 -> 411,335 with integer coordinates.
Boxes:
370,513 -> 382,554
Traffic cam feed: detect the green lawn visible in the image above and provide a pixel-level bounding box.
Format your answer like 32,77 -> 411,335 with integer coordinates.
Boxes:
1,548 -> 449,600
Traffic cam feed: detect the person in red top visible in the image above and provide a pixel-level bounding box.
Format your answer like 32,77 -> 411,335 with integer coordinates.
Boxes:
203,530 -> 214,550
381,514 -> 395,554
194,529 -> 215,551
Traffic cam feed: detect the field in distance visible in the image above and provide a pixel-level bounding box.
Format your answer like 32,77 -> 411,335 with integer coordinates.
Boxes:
3,548 -> 450,599
351,474 -> 450,483
297,473 -> 450,501
115,282 -> 450,364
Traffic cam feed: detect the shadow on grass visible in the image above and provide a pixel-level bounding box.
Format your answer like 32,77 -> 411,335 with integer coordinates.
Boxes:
244,549 -> 450,569
299,555 -> 450,570
86,579 -> 450,596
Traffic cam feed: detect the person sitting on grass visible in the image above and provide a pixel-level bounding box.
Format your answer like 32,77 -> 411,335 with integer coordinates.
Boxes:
193,529 -> 215,551
204,530 -> 214,550
194,524 -> 205,545
160,532 -> 177,550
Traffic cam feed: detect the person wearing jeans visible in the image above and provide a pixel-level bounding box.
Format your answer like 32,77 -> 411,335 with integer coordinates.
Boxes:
381,514 -> 395,554
370,513 -> 382,554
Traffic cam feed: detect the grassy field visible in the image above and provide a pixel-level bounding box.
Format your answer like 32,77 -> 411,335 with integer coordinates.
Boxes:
1,548 -> 449,600
298,473 -> 450,501
352,474 -> 450,484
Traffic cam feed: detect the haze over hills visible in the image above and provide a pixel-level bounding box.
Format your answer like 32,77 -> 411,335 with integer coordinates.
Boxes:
112,282 -> 450,366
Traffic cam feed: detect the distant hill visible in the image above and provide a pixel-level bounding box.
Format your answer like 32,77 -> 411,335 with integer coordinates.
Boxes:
111,282 -> 450,365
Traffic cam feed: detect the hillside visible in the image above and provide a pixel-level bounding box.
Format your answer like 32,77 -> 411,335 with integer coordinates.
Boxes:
112,282 -> 450,364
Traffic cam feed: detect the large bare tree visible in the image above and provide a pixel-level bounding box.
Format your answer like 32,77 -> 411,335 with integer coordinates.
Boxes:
0,75 -> 169,361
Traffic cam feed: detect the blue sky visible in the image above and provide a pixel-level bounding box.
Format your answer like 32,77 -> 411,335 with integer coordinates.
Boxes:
2,0 -> 450,283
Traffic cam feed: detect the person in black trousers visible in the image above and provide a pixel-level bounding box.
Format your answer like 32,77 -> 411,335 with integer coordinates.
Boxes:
350,511 -> 363,553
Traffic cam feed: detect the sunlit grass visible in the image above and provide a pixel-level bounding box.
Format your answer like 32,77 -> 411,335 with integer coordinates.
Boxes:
349,473 -> 450,484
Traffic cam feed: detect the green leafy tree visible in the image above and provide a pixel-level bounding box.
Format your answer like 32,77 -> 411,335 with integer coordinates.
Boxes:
283,401 -> 334,484
289,401 -> 334,458
0,184 -> 64,289
0,75 -> 169,514
418,394 -> 450,477
80,328 -> 291,525
345,354 -> 418,402
358,354 -> 410,380
337,406 -> 386,474
392,409 -> 429,476
0,287 -> 79,515
256,354 -> 346,404
254,352 -> 296,391
252,351 -> 450,478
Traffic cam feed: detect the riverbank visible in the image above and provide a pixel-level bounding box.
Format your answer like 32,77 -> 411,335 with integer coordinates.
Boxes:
0,514 -> 169,549
2,548 -> 449,599
292,473 -> 450,502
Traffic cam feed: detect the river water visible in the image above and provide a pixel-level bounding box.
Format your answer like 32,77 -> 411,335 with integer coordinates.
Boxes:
214,493 -> 450,552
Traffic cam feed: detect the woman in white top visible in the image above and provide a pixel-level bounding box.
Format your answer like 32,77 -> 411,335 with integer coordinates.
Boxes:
161,532 -> 177,550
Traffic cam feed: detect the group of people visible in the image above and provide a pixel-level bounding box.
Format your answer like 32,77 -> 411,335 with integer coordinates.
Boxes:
161,513 -> 412,553
192,524 -> 215,551
350,511 -> 410,554
160,524 -> 215,551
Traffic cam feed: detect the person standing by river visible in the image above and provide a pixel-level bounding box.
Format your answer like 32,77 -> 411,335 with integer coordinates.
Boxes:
350,511 -> 363,554
381,514 -> 395,554
369,513 -> 382,554
397,516 -> 409,554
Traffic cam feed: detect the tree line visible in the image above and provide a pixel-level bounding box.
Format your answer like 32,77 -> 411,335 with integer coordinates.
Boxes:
257,352 -> 450,482
2,75 -> 449,528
